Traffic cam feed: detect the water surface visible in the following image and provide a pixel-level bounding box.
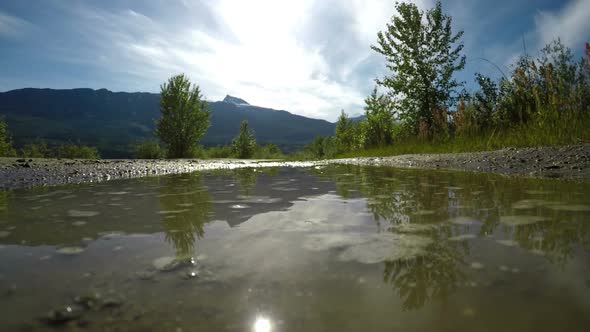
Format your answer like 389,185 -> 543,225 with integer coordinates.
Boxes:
0,166 -> 589,331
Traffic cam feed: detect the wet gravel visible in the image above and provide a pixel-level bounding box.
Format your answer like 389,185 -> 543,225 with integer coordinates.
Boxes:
0,158 -> 323,190
331,144 -> 590,181
1,144 -> 589,190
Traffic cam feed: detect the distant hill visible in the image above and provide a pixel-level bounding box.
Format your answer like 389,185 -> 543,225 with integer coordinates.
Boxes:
350,114 -> 366,123
0,88 -> 337,157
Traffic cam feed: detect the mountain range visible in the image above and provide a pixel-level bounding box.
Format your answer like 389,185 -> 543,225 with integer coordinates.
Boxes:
0,88 -> 343,157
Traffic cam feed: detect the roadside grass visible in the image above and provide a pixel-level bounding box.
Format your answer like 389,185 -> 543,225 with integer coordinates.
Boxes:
336,114 -> 590,158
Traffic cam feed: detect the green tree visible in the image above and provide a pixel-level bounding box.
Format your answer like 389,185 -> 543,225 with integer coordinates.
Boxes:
364,88 -> 397,147
0,119 -> 16,157
372,1 -> 465,136
335,110 -> 356,153
305,135 -> 326,159
231,120 -> 257,159
156,74 -> 211,158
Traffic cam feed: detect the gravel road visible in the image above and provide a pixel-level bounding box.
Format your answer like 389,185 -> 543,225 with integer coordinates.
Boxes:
1,144 -> 589,190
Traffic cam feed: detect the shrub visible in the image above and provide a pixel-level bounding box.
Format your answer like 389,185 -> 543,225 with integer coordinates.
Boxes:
21,142 -> 51,158
0,119 -> 16,157
135,140 -> 165,159
56,144 -> 100,159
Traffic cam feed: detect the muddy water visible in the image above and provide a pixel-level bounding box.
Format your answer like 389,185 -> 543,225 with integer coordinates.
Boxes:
0,166 -> 589,331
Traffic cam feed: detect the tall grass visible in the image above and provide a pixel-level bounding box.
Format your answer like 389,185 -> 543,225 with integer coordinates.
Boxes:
338,111 -> 590,158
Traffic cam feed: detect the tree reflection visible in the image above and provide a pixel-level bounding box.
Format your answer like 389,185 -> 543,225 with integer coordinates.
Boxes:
383,236 -> 468,310
0,190 -> 7,213
158,173 -> 213,259
314,164 -> 590,310
234,168 -> 258,196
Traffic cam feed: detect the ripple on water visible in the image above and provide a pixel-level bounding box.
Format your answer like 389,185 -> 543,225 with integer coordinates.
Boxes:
548,204 -> 590,212
338,234 -> 432,264
449,234 -> 476,242
157,209 -> 190,215
391,223 -> 437,233
413,210 -> 436,216
303,233 -> 432,264
499,215 -> 546,226
56,246 -> 85,255
448,216 -> 478,225
511,199 -> 548,210
67,210 -> 100,218
496,239 -> 518,247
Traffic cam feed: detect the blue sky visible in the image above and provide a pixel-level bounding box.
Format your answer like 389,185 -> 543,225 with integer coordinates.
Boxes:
1,0 -> 588,120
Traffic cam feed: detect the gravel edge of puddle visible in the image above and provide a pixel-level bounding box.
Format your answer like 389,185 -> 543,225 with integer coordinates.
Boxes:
1,143 -> 589,190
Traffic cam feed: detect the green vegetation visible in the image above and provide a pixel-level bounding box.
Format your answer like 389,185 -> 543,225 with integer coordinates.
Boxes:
302,1 -> 590,159
0,118 -> 16,157
232,120 -> 257,159
134,140 -> 165,159
21,142 -> 50,158
16,141 -> 100,159
156,74 -> 211,158
372,1 -> 465,137
55,143 -> 100,159
202,122 -> 283,159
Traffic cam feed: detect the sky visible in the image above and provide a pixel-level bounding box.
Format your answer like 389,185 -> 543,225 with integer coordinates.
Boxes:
0,0 -> 589,121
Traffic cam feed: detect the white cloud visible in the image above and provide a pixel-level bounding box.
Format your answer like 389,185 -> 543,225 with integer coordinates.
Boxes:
534,0 -> 590,50
0,10 -> 33,38
40,0 -> 440,121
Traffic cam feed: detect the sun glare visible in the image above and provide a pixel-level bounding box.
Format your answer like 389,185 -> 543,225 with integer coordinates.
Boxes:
253,316 -> 272,332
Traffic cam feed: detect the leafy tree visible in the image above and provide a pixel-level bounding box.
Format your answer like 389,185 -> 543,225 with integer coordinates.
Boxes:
305,135 -> 326,159
156,74 -> 211,158
372,1 -> 465,136
335,110 -> 356,152
232,120 -> 257,159
0,119 -> 16,157
364,88 -> 396,147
